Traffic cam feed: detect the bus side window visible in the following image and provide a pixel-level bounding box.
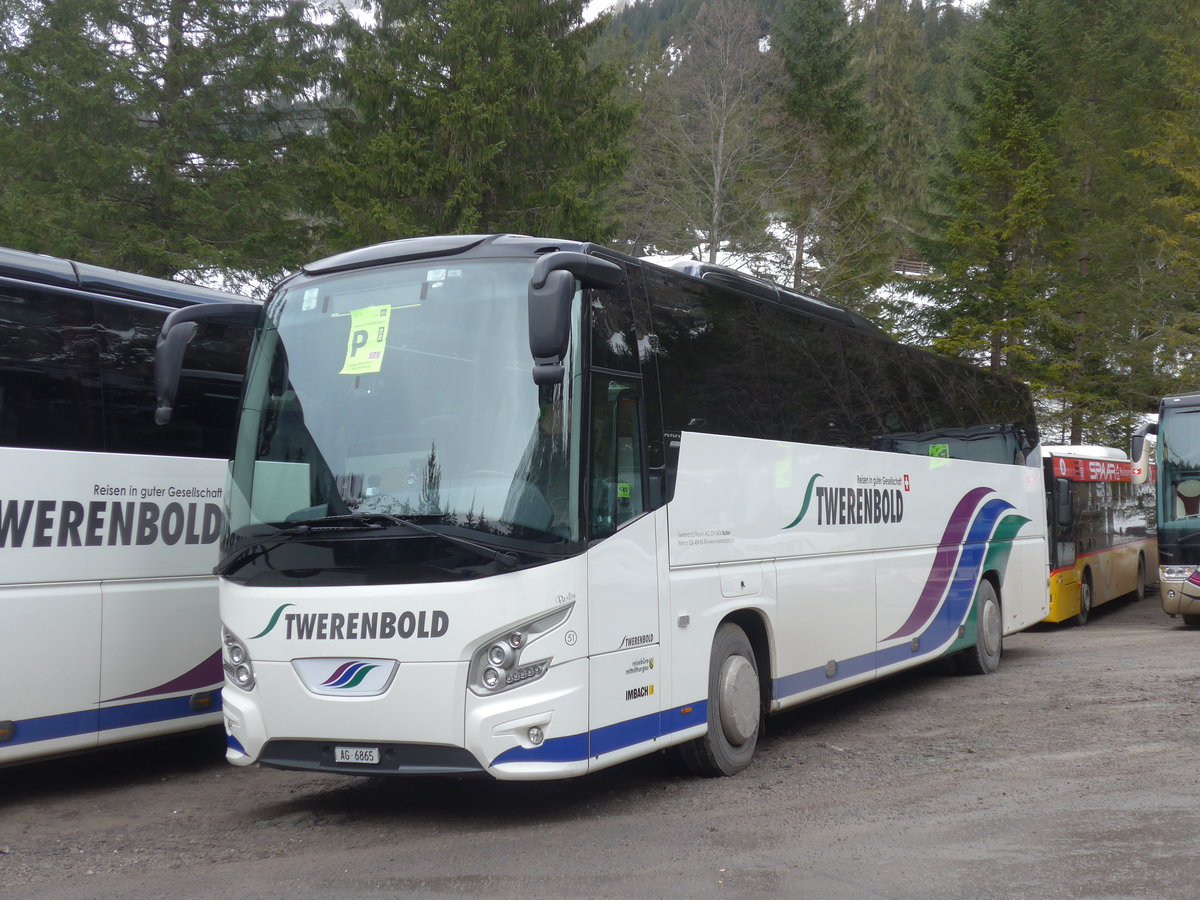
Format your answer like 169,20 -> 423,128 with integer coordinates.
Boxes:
0,286 -> 103,451
590,378 -> 646,539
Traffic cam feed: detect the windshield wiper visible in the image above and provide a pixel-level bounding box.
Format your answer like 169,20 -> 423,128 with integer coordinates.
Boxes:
216,512 -> 519,578
216,521 -> 326,577
336,512 -> 521,568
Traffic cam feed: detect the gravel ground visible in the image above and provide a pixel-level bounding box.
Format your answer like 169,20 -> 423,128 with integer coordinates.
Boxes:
3,589 -> 1198,899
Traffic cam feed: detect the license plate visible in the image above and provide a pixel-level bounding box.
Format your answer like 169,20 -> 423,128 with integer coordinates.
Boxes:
334,745 -> 380,765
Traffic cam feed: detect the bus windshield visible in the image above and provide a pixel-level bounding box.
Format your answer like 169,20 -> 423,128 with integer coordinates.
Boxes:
1160,407 -> 1200,525
226,258 -> 584,569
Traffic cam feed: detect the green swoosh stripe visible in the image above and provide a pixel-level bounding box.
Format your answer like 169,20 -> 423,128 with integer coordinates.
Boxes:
342,665 -> 379,689
250,603 -> 295,639
784,473 -> 823,529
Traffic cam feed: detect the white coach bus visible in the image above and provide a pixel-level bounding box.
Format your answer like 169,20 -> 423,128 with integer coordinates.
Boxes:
0,246 -> 256,764
156,234 -> 1048,780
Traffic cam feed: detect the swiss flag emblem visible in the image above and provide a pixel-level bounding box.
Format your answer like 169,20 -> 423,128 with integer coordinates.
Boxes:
903,474 -> 910,492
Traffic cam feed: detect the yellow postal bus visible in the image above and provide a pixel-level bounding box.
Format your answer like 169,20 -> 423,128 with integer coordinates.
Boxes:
1042,445 -> 1156,625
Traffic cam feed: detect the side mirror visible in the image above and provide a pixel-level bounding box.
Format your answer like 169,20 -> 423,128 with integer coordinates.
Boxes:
528,252 -> 623,385
1130,422 -> 1155,485
155,301 -> 262,424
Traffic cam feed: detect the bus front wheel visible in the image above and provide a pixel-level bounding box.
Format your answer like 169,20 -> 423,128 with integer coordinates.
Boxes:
679,623 -> 761,777
958,580 -> 1002,675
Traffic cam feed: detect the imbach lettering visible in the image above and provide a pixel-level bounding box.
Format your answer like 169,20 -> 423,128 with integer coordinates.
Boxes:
815,486 -> 904,525
0,499 -> 222,548
284,610 -> 450,640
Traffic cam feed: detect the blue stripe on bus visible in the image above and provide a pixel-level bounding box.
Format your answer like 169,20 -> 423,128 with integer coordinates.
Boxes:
6,692 -> 222,747
773,649 -> 876,699
490,700 -> 709,766
227,734 -> 246,755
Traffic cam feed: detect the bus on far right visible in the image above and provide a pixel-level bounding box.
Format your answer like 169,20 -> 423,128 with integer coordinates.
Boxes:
1134,392 -> 1200,625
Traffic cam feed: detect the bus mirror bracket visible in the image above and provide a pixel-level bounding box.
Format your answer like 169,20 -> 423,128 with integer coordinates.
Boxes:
155,301 -> 262,425
528,252 -> 624,385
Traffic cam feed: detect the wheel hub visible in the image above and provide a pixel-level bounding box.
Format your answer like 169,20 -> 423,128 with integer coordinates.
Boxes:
718,655 -> 760,745
981,598 -> 1001,657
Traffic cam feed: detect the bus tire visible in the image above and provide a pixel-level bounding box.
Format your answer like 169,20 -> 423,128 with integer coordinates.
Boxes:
958,579 -> 1002,675
1133,556 -> 1147,601
1071,571 -> 1093,627
1182,615 -> 1200,627
679,622 -> 761,777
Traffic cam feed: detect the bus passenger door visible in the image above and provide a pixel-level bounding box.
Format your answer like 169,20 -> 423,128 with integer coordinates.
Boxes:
586,379 -> 662,766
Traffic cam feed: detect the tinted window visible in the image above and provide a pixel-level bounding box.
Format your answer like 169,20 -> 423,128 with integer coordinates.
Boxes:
95,300 -> 244,458
763,303 -> 874,447
588,285 -> 639,374
644,266 -> 774,441
0,285 -> 103,451
636,261 -> 1038,463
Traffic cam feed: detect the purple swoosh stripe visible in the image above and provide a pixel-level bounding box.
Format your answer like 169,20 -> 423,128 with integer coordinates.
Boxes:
322,661 -> 358,686
883,486 -> 994,641
103,650 -> 222,702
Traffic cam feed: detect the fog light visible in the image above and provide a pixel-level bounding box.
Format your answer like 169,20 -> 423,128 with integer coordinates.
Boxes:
222,626 -> 255,691
483,667 -> 501,689
528,726 -> 544,745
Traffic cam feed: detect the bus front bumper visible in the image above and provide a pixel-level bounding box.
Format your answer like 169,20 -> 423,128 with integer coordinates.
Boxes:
1159,567 -> 1200,616
220,656 -> 590,780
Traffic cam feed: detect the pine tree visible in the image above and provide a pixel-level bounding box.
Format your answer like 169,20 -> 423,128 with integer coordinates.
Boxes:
918,0 -> 1057,378
318,0 -> 633,250
0,0 -> 325,285
1029,0 -> 1177,442
853,0 -> 936,258
776,0 -> 886,305
1128,5 -> 1200,404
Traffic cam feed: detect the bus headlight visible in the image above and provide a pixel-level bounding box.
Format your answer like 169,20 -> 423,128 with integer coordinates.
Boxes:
468,604 -> 573,696
1161,565 -> 1198,581
222,626 -> 256,692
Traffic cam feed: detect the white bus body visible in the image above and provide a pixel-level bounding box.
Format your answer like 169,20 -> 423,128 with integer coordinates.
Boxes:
0,247 -> 253,764
176,235 -> 1048,780
1,449 -> 226,763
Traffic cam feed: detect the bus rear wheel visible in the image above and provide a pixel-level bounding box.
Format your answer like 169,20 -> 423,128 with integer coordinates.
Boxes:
958,580 -> 1002,675
1071,572 -> 1093,627
679,623 -> 761,777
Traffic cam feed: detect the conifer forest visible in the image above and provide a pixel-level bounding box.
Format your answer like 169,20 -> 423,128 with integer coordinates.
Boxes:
1,0 -> 1197,443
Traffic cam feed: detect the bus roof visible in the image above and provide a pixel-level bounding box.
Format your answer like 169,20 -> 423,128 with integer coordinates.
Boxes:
1161,392 -> 1200,413
0,245 -> 251,309
297,233 -> 878,332
1042,445 -> 1130,463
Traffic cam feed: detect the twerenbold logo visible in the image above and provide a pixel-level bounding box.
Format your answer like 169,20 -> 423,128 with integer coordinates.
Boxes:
321,661 -> 380,689
251,603 -> 295,639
